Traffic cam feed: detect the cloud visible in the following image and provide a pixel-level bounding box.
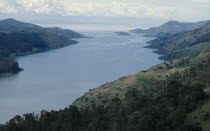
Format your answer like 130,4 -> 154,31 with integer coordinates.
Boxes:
192,0 -> 210,3
0,1 -> 18,13
0,0 -> 209,21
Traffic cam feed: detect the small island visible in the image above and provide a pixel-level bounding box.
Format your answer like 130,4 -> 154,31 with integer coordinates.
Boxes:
130,28 -> 145,33
115,31 -> 131,36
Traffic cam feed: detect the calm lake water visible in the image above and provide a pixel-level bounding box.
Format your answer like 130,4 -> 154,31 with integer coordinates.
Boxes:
0,30 -> 163,123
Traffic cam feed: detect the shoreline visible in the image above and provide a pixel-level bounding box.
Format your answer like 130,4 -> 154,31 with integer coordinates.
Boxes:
0,42 -> 79,79
0,31 -> 162,124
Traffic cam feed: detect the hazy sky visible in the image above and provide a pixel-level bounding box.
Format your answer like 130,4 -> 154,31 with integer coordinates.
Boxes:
0,0 -> 210,22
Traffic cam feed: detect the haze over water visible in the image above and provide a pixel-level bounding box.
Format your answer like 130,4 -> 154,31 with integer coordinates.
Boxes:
0,27 -> 163,123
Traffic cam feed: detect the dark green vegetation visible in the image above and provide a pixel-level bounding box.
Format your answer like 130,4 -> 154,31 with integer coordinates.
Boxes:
1,20 -> 210,131
0,50 -> 22,75
0,18 -> 84,55
131,20 -> 209,37
0,81 -> 207,131
115,32 -> 131,36
0,18 -> 84,76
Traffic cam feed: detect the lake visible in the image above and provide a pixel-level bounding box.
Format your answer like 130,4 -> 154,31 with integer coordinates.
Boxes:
0,30 -> 163,123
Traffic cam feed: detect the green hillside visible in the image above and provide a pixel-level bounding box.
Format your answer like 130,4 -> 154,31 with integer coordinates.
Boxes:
0,18 -> 84,76
0,18 -> 80,55
1,20 -> 210,131
146,23 -> 210,61
73,48 -> 210,109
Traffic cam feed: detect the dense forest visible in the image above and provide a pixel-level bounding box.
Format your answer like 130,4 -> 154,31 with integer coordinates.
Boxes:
1,20 -> 210,131
0,50 -> 22,75
0,18 -> 84,76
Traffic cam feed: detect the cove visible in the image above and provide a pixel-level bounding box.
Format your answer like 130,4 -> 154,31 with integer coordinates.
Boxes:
0,30 -> 163,123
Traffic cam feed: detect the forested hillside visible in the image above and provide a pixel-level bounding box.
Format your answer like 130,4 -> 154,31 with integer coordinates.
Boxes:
0,18 -> 83,55
0,18 -> 84,76
0,50 -> 22,75
1,20 -> 210,131
146,22 -> 210,61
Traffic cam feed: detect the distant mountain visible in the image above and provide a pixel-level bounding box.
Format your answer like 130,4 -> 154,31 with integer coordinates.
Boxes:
0,18 -> 84,76
130,28 -> 144,33
131,20 -> 210,37
115,31 -> 130,36
0,18 -> 40,30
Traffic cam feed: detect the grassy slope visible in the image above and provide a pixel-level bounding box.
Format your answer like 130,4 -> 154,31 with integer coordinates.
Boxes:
72,41 -> 210,130
73,60 -> 188,108
73,23 -> 210,111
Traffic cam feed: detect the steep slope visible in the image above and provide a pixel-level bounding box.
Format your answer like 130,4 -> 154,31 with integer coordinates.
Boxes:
146,23 -> 210,61
73,49 -> 210,108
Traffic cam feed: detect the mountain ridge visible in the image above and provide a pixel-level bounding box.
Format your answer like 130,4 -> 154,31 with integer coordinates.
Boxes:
131,20 -> 210,37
